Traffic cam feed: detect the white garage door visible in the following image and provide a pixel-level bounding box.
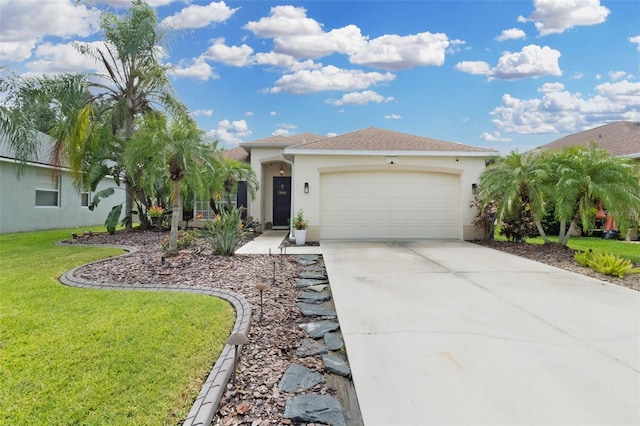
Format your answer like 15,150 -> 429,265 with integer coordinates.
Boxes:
320,171 -> 460,240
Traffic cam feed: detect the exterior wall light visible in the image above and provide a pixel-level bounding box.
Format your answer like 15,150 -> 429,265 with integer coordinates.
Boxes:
279,165 -> 284,176
304,182 -> 309,194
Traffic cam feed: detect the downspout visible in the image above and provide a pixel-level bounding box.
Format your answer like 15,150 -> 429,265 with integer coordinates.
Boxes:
281,154 -> 295,240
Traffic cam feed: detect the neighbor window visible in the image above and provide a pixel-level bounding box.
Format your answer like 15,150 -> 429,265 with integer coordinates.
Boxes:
35,172 -> 60,207
80,190 -> 90,207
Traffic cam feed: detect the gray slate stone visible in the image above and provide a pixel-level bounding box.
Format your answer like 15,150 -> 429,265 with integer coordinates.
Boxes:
295,338 -> 327,358
284,394 -> 346,426
299,271 -> 328,280
299,321 -> 340,339
306,284 -> 329,293
297,278 -> 329,288
323,332 -> 344,350
294,255 -> 319,265
322,354 -> 351,377
297,291 -> 331,304
297,302 -> 337,318
278,364 -> 324,392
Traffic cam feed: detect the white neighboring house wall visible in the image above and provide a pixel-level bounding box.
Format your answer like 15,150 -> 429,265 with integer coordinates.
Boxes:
0,132 -> 125,234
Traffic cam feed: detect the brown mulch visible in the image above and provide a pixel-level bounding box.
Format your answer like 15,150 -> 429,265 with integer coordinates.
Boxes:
64,230 -> 639,425
473,240 -> 639,291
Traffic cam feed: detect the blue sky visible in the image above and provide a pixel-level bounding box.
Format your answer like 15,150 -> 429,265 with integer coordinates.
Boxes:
1,0 -> 639,153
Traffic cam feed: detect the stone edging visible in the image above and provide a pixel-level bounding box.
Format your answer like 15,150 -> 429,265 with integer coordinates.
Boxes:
56,242 -> 252,426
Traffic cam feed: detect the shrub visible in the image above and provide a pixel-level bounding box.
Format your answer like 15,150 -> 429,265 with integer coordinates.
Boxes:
161,230 -> 195,252
574,249 -> 640,278
204,208 -> 242,256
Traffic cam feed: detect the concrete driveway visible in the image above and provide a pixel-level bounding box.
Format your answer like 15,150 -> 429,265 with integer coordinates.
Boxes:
321,240 -> 640,426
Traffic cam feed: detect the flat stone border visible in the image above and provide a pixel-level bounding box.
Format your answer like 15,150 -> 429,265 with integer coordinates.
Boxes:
57,242 -> 252,426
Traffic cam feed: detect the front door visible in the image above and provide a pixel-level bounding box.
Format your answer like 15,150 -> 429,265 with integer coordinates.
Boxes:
273,176 -> 291,228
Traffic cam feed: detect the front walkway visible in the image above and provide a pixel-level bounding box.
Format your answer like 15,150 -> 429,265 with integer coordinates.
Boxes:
322,240 -> 640,426
236,230 -> 322,255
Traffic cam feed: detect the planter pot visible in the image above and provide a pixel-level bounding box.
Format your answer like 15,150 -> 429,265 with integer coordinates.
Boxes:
294,229 -> 307,245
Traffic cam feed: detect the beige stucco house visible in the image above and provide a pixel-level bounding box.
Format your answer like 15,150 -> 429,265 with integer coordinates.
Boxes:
234,127 -> 498,242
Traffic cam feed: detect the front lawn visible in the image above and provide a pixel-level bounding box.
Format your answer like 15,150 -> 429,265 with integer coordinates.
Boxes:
0,228 -> 234,425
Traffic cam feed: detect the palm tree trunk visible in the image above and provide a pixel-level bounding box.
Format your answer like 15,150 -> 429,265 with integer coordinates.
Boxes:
168,179 -> 181,255
533,213 -> 550,244
124,113 -> 134,231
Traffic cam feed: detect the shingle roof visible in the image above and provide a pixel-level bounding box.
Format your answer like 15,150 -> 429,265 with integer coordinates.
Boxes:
539,121 -> 640,157
221,146 -> 249,163
289,127 -> 497,153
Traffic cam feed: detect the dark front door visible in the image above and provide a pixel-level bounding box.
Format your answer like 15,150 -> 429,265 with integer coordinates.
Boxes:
273,176 -> 291,227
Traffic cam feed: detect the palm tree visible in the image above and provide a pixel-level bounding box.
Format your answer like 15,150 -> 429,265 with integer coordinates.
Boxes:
12,1 -> 184,230
552,143 -> 640,246
479,149 -> 554,243
126,113 -> 216,254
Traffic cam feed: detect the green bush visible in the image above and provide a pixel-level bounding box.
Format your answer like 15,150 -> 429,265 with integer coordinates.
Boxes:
574,249 -> 640,278
204,208 -> 242,256
161,230 -> 196,252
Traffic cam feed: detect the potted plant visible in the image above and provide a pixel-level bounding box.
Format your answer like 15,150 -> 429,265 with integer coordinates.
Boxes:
292,209 -> 308,245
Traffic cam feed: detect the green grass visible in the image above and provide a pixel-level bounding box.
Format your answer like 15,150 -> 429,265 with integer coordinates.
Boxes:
0,228 -> 234,425
494,231 -> 640,264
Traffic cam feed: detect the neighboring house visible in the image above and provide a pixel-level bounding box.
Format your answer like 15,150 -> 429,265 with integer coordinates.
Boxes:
235,127 -> 498,241
0,132 -> 125,234
539,121 -> 640,239
539,121 -> 640,163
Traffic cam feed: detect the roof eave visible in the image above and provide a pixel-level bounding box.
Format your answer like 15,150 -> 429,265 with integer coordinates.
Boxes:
283,148 -> 499,157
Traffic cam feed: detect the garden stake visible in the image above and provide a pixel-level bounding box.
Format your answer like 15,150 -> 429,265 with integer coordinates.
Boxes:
272,260 -> 277,286
255,284 -> 267,322
226,333 -> 248,387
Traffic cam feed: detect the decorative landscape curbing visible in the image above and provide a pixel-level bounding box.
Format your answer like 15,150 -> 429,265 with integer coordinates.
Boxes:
57,242 -> 252,426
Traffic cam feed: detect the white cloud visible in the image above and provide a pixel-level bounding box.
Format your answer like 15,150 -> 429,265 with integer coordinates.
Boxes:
203,39 -> 253,67
23,41 -> 104,76
190,109 -> 213,117
270,111 -> 277,116
481,131 -> 512,142
496,28 -> 526,42
245,111 -> 254,116
267,65 -> 395,94
162,1 -> 239,29
608,70 -> 631,81
207,119 -> 251,147
272,128 -> 292,137
456,45 -> 561,80
491,45 -> 561,80
253,52 -> 319,71
490,80 -> 640,135
384,114 -> 402,119
244,5 -> 323,38
244,5 -> 450,71
455,61 -> 491,75
328,90 -> 394,106
98,0 -> 176,7
0,0 -> 99,61
168,56 -> 218,80
519,0 -> 610,36
277,123 -> 297,130
630,35 -> 640,52
349,32 -> 449,71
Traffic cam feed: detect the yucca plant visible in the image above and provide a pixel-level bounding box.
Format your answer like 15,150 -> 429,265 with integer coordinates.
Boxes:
204,208 -> 242,256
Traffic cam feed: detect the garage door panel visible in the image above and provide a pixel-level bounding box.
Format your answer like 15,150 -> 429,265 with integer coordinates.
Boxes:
320,171 -> 459,240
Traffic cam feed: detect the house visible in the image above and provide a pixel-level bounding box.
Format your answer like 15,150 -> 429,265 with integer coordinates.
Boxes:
539,121 -> 640,163
233,127 -> 498,241
0,132 -> 125,234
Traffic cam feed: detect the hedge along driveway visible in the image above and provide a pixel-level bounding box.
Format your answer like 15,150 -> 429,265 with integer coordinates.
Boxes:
0,229 -> 235,425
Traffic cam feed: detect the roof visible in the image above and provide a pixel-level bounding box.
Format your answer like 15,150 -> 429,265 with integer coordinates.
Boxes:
0,131 -> 57,167
239,132 -> 326,150
288,127 -> 497,154
539,121 -> 640,158
221,146 -> 249,163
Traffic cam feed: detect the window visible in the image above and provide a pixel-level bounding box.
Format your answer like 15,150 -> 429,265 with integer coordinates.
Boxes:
194,193 -> 239,220
35,172 -> 60,207
80,190 -> 90,207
